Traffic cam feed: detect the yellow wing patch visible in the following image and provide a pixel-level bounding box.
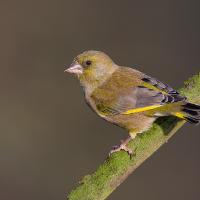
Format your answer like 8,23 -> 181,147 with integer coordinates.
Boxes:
122,105 -> 162,115
173,112 -> 185,119
142,82 -> 168,95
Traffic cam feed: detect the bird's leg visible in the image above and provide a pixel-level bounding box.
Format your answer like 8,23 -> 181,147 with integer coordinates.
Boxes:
109,136 -> 134,157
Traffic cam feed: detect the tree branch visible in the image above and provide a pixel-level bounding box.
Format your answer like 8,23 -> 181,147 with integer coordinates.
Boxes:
67,73 -> 200,200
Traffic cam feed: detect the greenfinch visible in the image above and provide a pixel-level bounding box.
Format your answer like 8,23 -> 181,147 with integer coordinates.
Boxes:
64,50 -> 200,155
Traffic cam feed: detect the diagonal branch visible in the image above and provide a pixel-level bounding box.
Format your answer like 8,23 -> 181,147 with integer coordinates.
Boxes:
67,73 -> 200,200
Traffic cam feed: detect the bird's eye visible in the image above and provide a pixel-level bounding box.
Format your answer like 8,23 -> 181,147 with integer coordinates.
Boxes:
85,60 -> 92,66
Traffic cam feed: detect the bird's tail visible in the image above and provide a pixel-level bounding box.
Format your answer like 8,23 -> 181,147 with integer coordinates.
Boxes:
175,102 -> 200,124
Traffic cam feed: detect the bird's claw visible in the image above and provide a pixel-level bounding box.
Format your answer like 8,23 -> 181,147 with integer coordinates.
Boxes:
109,144 -> 133,158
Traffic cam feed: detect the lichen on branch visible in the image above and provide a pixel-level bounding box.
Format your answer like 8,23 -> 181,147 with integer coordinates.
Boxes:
67,72 -> 200,200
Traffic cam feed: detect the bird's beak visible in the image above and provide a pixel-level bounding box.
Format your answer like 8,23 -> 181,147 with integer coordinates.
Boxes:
64,63 -> 83,75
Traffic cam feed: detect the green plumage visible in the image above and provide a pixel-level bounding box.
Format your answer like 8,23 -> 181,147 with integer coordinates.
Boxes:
65,50 -> 200,154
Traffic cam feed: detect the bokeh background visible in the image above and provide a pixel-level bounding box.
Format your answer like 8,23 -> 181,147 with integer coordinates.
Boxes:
1,0 -> 200,199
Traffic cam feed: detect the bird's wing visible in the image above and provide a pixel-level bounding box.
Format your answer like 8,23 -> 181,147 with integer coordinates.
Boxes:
141,75 -> 181,97
94,74 -> 186,116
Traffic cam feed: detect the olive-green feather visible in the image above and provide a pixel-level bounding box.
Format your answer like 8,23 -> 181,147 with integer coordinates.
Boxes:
67,50 -> 200,130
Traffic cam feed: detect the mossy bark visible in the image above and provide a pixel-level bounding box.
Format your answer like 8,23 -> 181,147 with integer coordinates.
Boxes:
67,73 -> 200,200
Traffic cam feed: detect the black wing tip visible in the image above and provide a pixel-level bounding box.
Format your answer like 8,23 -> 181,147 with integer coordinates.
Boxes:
142,76 -> 185,101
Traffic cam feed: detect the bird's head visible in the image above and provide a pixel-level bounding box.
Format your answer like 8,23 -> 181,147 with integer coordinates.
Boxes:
65,50 -> 118,92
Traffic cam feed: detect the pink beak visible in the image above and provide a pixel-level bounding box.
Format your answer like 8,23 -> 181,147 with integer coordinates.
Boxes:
64,64 -> 83,75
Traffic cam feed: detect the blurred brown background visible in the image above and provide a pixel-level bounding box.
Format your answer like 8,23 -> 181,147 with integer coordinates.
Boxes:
0,0 -> 200,199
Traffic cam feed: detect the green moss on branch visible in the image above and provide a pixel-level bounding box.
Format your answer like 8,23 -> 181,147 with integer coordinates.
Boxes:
67,72 -> 200,200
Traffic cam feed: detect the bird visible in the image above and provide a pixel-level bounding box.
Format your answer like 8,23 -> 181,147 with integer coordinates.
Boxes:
64,50 -> 200,156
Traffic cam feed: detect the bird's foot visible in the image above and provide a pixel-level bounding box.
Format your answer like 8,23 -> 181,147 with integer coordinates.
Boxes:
109,137 -> 133,157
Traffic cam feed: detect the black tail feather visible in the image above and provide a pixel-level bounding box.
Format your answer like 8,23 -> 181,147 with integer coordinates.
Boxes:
182,103 -> 200,124
183,102 -> 200,111
184,116 -> 200,124
182,108 -> 200,118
